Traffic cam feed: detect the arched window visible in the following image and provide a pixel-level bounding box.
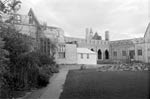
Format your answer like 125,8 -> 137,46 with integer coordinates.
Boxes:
98,49 -> 102,59
105,50 -> 109,59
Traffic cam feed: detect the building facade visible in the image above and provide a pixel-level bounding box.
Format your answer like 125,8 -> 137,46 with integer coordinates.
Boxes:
1,9 -> 150,64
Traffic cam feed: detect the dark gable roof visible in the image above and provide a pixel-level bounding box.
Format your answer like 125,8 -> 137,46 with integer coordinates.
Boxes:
28,8 -> 40,26
93,32 -> 102,40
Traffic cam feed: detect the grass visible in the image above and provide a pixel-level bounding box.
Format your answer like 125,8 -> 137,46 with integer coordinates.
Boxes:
60,69 -> 150,99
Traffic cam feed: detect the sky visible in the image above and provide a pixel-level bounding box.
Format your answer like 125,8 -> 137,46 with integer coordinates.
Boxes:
19,0 -> 149,40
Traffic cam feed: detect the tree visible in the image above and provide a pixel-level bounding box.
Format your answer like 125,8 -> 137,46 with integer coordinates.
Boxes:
0,37 -> 9,78
0,37 -> 9,98
0,0 -> 21,24
0,0 -> 21,14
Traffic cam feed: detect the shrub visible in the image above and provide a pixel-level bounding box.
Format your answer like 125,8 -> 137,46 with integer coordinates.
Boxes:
37,72 -> 50,87
49,65 -> 59,73
80,64 -> 86,70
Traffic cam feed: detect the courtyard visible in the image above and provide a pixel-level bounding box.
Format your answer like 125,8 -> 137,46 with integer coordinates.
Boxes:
60,67 -> 149,99
22,64 -> 150,99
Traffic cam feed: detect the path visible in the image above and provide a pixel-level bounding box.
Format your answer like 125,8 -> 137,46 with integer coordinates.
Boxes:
39,68 -> 68,99
39,65 -> 80,99
21,65 -> 102,99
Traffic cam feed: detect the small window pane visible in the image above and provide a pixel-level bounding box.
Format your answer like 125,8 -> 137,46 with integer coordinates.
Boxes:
81,53 -> 83,59
137,49 -> 142,56
113,51 -> 117,56
87,54 -> 89,59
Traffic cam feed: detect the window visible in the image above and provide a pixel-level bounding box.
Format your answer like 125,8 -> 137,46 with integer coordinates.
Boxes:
113,51 -> 117,56
58,44 -> 66,59
137,49 -> 142,56
58,52 -> 65,58
122,51 -> 126,56
87,54 -> 89,59
81,53 -> 83,59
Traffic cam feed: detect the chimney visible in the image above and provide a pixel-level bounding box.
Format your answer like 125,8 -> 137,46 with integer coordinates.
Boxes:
105,31 -> 109,41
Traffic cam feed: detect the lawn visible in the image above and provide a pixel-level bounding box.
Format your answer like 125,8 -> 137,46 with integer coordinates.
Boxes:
60,69 -> 150,99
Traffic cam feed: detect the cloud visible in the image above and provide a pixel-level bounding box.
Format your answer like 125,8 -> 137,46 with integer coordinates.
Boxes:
19,0 -> 149,40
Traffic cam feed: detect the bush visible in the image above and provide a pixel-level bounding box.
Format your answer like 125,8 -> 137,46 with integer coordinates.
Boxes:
0,34 -> 59,97
37,72 -> 50,87
80,64 -> 86,70
49,65 -> 59,73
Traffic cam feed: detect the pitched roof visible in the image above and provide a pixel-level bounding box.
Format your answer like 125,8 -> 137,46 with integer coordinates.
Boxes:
28,8 -> 40,26
77,48 -> 96,54
144,22 -> 150,38
92,32 -> 102,40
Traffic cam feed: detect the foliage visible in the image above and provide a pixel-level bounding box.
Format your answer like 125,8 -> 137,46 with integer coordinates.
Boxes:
0,36 -> 58,98
0,38 -> 10,98
1,1 -> 59,98
37,66 -> 51,87
0,37 -> 9,75
38,52 -> 56,66
0,18 -> 58,99
0,0 -> 21,14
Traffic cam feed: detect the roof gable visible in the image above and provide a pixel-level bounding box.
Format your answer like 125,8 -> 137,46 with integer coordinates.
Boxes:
28,8 -> 40,26
144,22 -> 150,40
92,32 -> 102,40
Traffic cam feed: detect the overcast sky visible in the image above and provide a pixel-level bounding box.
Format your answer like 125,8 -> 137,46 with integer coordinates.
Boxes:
19,0 -> 149,40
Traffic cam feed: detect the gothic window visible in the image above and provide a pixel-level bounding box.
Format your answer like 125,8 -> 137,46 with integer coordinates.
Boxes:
98,49 -> 102,59
105,50 -> 109,59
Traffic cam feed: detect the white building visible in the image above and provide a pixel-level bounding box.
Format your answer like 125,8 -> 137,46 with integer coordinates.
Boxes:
77,48 -> 97,65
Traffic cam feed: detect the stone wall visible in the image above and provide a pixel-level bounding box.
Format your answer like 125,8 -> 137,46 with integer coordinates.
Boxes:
56,44 -> 77,64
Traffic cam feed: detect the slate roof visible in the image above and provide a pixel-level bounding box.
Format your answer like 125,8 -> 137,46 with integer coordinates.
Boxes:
77,48 -> 96,54
92,32 -> 102,40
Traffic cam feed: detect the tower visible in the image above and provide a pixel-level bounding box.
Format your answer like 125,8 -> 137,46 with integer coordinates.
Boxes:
86,28 -> 94,43
105,31 -> 109,41
85,28 -> 89,40
90,28 -> 93,37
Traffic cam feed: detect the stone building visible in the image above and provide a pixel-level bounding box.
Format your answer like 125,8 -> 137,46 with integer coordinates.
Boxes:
1,8 -> 149,64
110,23 -> 150,63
